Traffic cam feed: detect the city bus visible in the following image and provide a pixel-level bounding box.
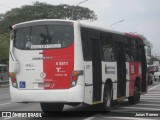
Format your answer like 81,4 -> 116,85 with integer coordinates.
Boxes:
9,19 -> 147,112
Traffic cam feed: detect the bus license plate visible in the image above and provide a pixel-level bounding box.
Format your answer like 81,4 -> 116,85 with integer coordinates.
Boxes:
38,82 -> 50,88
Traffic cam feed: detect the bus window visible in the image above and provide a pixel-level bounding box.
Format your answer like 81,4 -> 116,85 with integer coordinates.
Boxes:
81,28 -> 92,61
124,37 -> 134,62
14,25 -> 73,50
101,33 -> 115,62
14,27 -> 31,49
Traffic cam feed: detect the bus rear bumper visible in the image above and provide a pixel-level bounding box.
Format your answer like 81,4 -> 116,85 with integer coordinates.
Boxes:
10,85 -> 84,103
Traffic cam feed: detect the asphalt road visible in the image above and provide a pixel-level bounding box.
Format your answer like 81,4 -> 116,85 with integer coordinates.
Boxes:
0,81 -> 160,120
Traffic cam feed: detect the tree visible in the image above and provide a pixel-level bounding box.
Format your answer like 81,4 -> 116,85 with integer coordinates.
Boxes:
0,33 -> 10,64
0,2 -> 97,63
0,2 -> 97,33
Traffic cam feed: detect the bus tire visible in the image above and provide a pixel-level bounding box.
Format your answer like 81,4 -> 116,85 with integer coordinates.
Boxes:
40,103 -> 64,113
128,84 -> 140,104
101,84 -> 112,111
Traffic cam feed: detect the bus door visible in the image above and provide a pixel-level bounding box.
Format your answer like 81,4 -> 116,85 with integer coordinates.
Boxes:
90,36 -> 102,102
140,45 -> 147,92
115,40 -> 126,97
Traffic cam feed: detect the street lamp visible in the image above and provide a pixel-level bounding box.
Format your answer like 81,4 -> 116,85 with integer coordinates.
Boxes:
109,20 -> 124,28
71,0 -> 89,20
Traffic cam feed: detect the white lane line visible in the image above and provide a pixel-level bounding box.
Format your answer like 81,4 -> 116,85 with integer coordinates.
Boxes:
141,96 -> 160,98
142,100 -> 160,103
3,117 -> 14,120
144,94 -> 160,96
147,91 -> 160,92
1,85 -> 9,87
106,117 -> 156,120
141,98 -> 160,100
83,117 -> 95,120
121,106 -> 160,111
148,84 -> 160,91
143,94 -> 160,95
0,103 -> 10,106
137,103 -> 160,107
147,93 -> 160,94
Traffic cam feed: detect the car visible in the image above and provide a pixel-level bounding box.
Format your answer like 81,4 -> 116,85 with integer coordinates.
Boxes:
154,67 -> 160,81
147,65 -> 159,85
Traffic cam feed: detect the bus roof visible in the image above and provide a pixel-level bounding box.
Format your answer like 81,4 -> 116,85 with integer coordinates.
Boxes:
12,19 -> 74,29
79,22 -> 142,39
12,19 -> 144,43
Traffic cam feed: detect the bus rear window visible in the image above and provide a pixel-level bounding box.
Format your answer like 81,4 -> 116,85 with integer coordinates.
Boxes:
14,25 -> 74,50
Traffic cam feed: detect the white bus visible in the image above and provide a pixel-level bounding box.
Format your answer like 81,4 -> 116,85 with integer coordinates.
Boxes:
9,19 -> 147,112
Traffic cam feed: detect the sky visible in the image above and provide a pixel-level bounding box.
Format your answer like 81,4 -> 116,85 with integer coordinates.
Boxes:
0,0 -> 160,56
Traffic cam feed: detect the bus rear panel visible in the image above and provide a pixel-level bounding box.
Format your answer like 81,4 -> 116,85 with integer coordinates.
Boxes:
9,20 -> 84,103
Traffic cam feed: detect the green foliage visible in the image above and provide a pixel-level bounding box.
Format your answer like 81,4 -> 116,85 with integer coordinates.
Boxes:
0,2 -> 97,63
0,33 -> 10,64
0,1 -> 97,33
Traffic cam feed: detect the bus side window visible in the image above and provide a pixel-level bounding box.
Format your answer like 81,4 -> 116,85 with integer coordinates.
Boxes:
81,28 -> 92,61
100,33 -> 115,62
131,38 -> 139,61
137,40 -> 142,62
124,37 -> 133,62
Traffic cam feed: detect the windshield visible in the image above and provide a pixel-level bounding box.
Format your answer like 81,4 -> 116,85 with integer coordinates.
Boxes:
14,25 -> 74,50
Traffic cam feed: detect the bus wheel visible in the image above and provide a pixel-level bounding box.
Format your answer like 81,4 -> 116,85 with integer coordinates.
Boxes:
40,103 -> 64,113
128,85 -> 140,104
101,84 -> 112,111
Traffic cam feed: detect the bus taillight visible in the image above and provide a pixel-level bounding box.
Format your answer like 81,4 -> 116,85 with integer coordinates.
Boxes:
71,71 -> 78,87
73,71 -> 79,76
71,71 -> 83,87
72,76 -> 77,81
9,72 -> 17,87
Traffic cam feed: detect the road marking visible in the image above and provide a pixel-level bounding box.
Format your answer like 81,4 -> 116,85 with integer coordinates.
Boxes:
148,84 -> 160,91
143,93 -> 160,95
121,106 -> 160,111
3,117 -> 14,120
143,100 -> 160,103
141,96 -> 160,98
142,94 -> 160,98
83,117 -> 95,120
143,94 -> 160,96
0,87 -> 9,90
141,98 -> 160,99
106,117 -> 156,120
147,92 -> 160,94
137,103 -> 160,107
0,103 -> 10,106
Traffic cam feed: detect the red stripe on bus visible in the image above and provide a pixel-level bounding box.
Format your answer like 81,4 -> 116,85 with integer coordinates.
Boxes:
129,62 -> 142,96
125,33 -> 141,39
43,43 -> 74,89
